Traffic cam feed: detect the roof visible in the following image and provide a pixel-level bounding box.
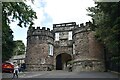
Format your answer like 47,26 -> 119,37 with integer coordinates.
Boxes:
12,54 -> 25,60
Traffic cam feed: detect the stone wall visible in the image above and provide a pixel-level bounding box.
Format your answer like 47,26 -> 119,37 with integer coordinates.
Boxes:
26,27 -> 54,71
53,22 -> 78,70
72,60 -> 105,72
26,22 -> 105,72
72,23 -> 105,71
88,32 -> 104,60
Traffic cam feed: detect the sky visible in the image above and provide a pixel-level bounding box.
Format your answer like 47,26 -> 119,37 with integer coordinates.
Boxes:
10,0 -> 95,46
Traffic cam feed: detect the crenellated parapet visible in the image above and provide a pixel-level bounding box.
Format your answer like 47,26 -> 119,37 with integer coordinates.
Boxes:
53,22 -> 76,28
53,22 -> 79,32
73,21 -> 91,37
27,27 -> 54,39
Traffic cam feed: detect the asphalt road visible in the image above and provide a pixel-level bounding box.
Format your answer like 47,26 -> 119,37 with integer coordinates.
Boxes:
2,70 -> 120,80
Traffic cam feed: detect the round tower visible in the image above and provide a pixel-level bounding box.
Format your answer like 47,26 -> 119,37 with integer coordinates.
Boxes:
26,27 -> 54,71
72,22 -> 105,72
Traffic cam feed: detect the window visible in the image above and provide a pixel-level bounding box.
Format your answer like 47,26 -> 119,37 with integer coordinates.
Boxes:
41,58 -> 45,64
73,44 -> 75,54
36,36 -> 39,40
48,44 -> 53,56
55,33 -> 59,41
68,31 -> 72,40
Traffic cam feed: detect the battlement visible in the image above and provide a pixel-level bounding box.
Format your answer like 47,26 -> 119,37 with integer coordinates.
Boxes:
73,21 -> 92,36
27,27 -> 54,39
53,22 -> 76,28
28,27 -> 51,31
27,22 -> 92,37
53,22 -> 79,32
79,21 -> 92,27
53,21 -> 91,28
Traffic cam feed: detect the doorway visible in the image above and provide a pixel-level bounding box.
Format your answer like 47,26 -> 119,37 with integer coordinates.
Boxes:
56,53 -> 72,70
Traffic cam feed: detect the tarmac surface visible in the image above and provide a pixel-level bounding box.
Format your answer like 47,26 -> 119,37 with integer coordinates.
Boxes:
2,70 -> 120,80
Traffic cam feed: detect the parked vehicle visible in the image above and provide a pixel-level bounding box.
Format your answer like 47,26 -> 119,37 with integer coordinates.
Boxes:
2,62 -> 14,73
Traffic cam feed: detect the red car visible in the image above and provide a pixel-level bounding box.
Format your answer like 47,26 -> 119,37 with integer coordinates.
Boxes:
2,62 -> 14,73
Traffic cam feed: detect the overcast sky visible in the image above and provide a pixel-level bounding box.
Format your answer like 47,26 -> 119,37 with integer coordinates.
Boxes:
10,0 -> 95,46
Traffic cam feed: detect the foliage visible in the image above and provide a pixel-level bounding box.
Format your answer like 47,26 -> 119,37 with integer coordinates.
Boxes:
2,22 -> 14,62
2,2 -> 37,62
87,2 -> 120,71
3,2 -> 37,27
13,40 -> 25,55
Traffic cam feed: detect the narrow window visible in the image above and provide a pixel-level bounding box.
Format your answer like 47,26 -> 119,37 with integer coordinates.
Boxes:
68,31 -> 72,40
36,36 -> 39,40
73,44 -> 75,54
48,44 -> 53,56
55,33 -> 59,41
41,58 -> 45,64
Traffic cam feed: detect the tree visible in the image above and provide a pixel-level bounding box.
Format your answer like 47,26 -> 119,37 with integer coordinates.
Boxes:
2,1 -> 37,62
2,22 -> 14,62
87,2 -> 120,72
13,40 -> 25,55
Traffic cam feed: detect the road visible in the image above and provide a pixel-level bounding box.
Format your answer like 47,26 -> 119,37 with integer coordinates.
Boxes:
2,70 -> 120,80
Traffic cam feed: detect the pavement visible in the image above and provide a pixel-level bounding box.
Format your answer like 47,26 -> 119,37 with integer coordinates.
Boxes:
20,70 -> 119,78
1,70 -> 120,80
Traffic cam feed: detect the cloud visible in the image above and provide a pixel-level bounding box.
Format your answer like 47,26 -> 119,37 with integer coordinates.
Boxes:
11,0 -> 95,46
44,0 -> 95,24
39,0 -> 47,8
41,12 -> 53,27
10,22 -> 28,46
25,0 -> 95,29
25,0 -> 53,29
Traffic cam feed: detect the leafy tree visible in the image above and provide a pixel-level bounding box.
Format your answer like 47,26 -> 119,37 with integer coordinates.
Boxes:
87,2 -> 120,72
13,40 -> 25,55
2,1 -> 37,62
2,22 -> 14,62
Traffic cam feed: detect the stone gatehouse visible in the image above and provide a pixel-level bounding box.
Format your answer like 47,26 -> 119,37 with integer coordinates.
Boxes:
25,22 -> 105,72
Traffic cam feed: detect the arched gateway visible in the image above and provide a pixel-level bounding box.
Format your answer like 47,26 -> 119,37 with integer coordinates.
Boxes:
26,22 -> 105,72
56,53 -> 72,70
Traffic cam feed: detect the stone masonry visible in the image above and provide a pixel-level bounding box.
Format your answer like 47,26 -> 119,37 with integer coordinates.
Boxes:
25,22 -> 105,72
